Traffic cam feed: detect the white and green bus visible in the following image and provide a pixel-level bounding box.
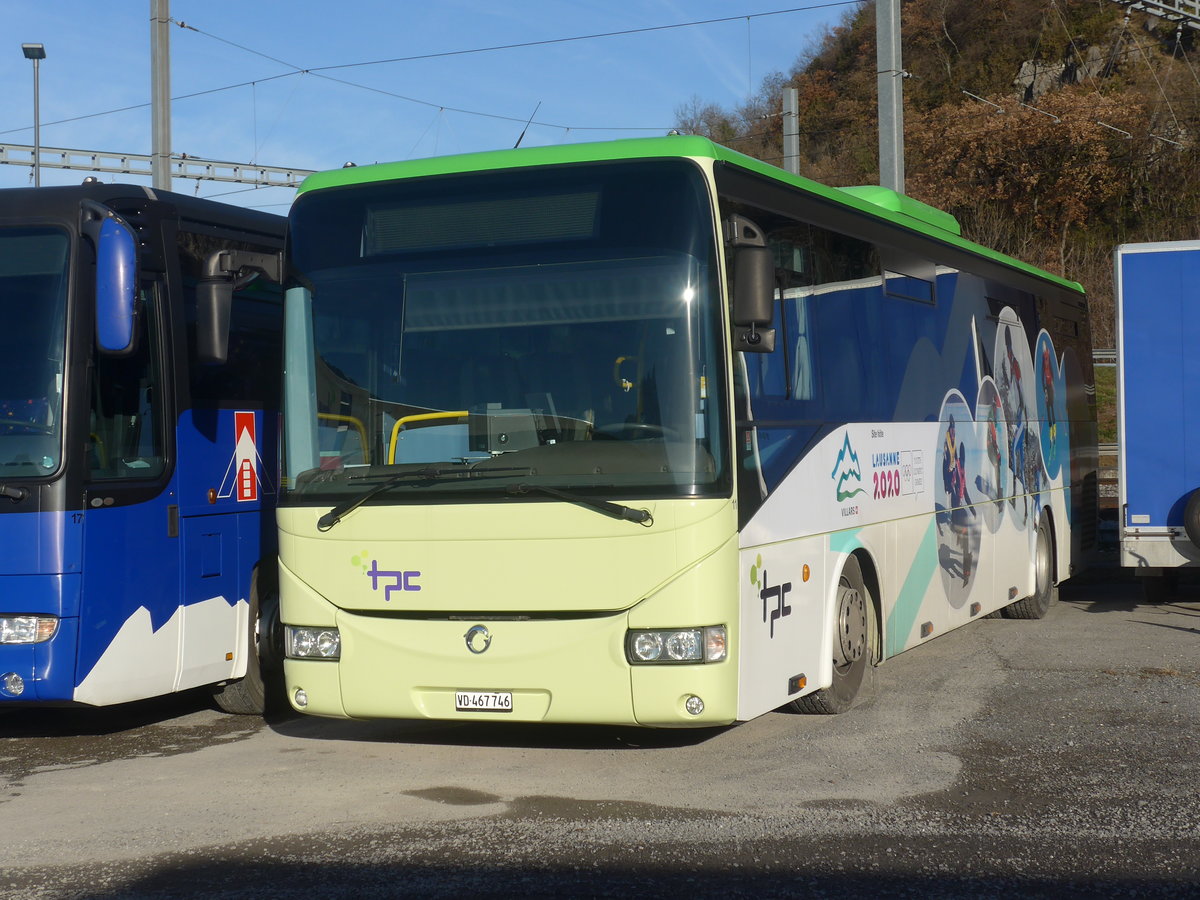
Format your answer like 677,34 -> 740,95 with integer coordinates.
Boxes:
278,136 -> 1097,726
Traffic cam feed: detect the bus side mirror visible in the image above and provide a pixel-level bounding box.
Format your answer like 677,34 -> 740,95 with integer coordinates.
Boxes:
197,278 -> 234,364
95,217 -> 139,355
724,215 -> 776,354
196,248 -> 282,365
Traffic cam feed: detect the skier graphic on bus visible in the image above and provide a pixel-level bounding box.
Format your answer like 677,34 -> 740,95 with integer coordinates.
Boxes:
936,392 -> 981,603
974,378 -> 1007,534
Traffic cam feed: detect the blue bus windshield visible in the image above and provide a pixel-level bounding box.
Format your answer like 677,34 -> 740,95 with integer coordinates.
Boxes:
0,227 -> 68,476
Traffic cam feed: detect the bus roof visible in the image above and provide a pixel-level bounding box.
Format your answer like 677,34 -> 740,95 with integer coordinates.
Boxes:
295,135 -> 1084,295
0,182 -> 284,241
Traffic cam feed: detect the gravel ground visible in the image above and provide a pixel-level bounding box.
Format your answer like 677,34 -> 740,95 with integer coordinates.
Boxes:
2,572 -> 1198,899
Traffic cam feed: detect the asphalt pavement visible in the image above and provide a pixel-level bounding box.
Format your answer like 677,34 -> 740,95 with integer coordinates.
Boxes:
1,570 -> 1198,899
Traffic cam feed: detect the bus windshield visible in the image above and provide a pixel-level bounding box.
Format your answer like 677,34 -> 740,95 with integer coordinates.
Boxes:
283,158 -> 729,505
0,227 -> 68,477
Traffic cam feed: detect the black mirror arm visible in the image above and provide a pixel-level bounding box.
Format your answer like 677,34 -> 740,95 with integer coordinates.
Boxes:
201,248 -> 282,286
79,198 -> 127,251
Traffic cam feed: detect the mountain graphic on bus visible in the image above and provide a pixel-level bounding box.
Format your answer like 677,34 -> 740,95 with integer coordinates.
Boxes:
831,433 -> 866,501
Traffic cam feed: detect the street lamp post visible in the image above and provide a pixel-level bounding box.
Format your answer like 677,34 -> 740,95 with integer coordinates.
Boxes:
21,43 -> 46,187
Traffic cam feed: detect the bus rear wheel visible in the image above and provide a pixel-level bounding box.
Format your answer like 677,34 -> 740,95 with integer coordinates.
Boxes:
1003,513 -> 1056,619
789,555 -> 877,715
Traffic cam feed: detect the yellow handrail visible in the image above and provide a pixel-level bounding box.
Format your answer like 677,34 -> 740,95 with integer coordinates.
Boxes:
387,411 -> 469,464
317,412 -> 370,464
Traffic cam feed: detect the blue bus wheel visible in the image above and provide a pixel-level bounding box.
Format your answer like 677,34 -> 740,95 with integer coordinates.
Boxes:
213,569 -> 279,715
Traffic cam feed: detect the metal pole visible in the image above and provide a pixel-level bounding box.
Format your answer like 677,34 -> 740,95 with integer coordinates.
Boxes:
151,0 -> 171,191
876,0 -> 905,193
21,44 -> 46,187
31,56 -> 40,188
783,87 -> 800,176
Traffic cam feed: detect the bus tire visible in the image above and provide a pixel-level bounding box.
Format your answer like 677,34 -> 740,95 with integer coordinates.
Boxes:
213,569 -> 281,715
1003,513 -> 1056,619
789,555 -> 877,715
1184,489 -> 1200,550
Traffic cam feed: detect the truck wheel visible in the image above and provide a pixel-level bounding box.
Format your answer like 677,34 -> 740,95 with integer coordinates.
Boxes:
1184,489 -> 1200,550
1142,572 -> 1177,604
213,570 -> 281,715
789,555 -> 877,715
1003,513 -> 1056,619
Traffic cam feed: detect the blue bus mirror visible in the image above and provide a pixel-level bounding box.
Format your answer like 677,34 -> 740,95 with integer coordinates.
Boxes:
95,217 -> 138,355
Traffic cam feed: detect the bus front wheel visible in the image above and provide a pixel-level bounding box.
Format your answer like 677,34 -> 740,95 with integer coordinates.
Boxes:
789,555 -> 877,715
213,569 -> 282,715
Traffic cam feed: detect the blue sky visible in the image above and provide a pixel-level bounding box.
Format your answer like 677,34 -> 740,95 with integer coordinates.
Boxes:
0,1 -> 860,211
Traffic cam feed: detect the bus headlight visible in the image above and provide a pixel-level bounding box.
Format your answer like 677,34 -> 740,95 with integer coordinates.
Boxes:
626,626 -> 726,664
0,616 -> 59,644
285,626 -> 341,660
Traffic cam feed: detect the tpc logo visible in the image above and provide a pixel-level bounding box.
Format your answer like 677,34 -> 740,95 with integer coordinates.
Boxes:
750,553 -> 792,638
351,551 -> 421,602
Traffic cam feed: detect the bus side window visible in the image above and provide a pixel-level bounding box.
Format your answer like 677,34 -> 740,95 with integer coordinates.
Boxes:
89,283 -> 165,480
725,205 -> 888,424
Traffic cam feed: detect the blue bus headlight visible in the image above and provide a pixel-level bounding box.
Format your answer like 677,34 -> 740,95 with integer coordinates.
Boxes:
0,616 -> 59,644
285,626 -> 341,660
626,626 -> 726,664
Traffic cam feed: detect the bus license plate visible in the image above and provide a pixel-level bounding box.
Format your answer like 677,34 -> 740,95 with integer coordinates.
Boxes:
455,690 -> 513,713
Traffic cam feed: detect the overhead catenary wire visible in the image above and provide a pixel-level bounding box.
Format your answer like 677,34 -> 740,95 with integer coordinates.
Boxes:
1,2 -> 865,141
298,3 -> 863,74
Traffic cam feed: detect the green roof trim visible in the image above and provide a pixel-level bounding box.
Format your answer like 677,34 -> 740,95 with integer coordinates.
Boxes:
838,185 -> 962,236
296,135 -> 1084,295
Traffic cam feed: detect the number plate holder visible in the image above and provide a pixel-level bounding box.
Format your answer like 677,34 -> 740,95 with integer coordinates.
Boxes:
455,690 -> 513,713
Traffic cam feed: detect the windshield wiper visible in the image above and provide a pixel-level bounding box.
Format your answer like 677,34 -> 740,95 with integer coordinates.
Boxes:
316,464 -> 529,531
505,483 -> 652,526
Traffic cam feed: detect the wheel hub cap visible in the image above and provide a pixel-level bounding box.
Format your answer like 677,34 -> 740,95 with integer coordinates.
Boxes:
836,584 -> 867,666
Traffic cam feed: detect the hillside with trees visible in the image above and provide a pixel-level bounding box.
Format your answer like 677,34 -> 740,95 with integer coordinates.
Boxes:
677,0 -> 1200,349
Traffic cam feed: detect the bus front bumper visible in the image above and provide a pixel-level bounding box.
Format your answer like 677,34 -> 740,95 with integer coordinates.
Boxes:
0,573 -> 82,704
283,609 -> 738,727
0,616 -> 79,704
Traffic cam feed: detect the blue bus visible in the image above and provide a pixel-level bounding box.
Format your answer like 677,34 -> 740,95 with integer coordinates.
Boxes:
0,182 -> 284,714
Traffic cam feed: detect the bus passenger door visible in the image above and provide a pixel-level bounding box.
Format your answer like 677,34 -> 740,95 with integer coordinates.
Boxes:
174,277 -> 282,695
177,504 -> 243,689
173,408 -> 264,690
